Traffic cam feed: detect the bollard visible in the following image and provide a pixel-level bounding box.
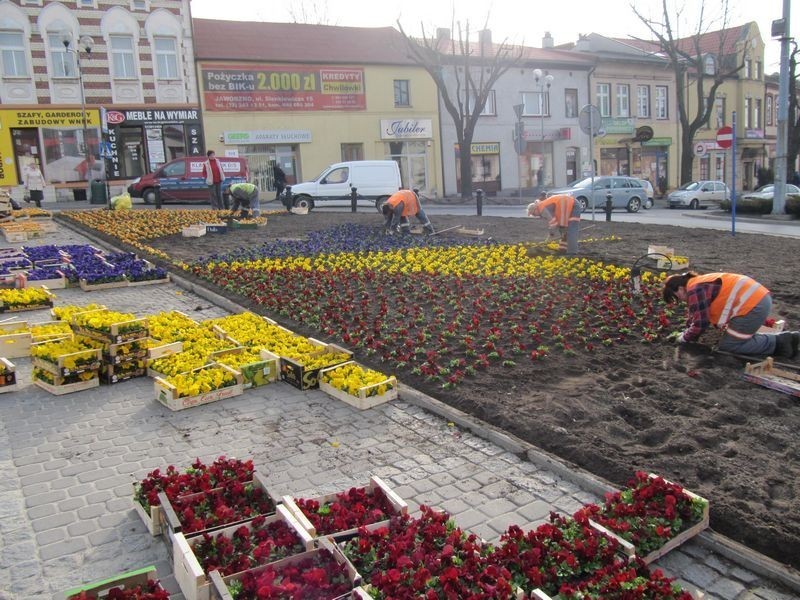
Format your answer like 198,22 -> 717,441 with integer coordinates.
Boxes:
350,186 -> 358,213
605,192 -> 613,222
476,189 -> 483,216
154,183 -> 162,210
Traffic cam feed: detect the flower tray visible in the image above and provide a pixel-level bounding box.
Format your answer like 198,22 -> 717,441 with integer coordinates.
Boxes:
154,363 -> 244,412
647,245 -> 675,257
744,357 -> 800,398
208,537 -> 361,600
72,317 -> 149,344
0,357 -> 17,393
2,229 -> 27,243
127,275 -> 170,287
62,565 -> 163,600
79,277 -> 129,291
132,486 -> 164,536
173,505 -> 314,600
209,347 -> 280,389
0,326 -> 32,358
228,220 -> 259,230
32,347 -> 102,377
319,361 -> 398,410
0,288 -> 55,313
657,256 -> 690,271
282,476 -> 408,541
102,339 -> 149,364
183,224 -> 207,237
280,340 -> 353,391
33,371 -> 100,395
147,339 -> 184,360
0,272 -> 26,289
158,472 -> 278,554
25,273 -> 67,290
101,361 -> 147,385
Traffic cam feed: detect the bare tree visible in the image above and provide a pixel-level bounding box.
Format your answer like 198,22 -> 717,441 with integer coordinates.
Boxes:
397,19 -> 523,198
632,0 -> 744,185
288,1 -> 337,26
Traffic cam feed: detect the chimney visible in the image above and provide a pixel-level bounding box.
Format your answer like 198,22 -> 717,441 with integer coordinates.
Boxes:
479,29 -> 492,48
575,35 -> 591,52
436,28 -> 450,42
542,31 -> 554,48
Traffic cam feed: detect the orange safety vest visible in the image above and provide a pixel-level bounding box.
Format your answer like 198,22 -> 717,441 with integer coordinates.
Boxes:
385,190 -> 419,217
534,194 -> 579,227
687,273 -> 769,326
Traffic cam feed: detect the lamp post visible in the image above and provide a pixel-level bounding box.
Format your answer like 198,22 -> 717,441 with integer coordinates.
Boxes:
61,32 -> 94,201
533,69 -> 554,193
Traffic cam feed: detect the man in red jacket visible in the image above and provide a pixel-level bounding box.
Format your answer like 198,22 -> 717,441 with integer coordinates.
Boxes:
201,150 -> 226,210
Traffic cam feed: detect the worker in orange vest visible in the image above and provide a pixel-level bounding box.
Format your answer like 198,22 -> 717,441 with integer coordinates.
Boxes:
382,189 -> 434,235
527,192 -> 582,255
663,271 -> 800,357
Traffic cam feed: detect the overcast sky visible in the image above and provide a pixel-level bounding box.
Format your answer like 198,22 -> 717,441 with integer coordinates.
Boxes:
191,0 -> 796,72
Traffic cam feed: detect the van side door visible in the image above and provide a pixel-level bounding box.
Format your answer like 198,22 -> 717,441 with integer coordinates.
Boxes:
318,166 -> 351,201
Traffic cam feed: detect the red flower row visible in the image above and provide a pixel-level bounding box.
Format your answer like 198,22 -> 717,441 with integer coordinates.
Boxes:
175,480 -> 275,534
68,580 -> 169,600
558,560 -> 692,599
293,485 -> 396,536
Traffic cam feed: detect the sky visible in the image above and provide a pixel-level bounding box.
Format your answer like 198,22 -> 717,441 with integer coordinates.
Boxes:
190,0 -> 797,73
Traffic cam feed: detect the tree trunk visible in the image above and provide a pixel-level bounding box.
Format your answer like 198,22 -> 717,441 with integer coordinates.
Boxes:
680,129 -> 695,186
459,150 -> 473,199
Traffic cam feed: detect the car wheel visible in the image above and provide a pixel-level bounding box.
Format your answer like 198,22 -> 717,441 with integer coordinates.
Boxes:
142,189 -> 155,205
293,195 -> 314,211
576,196 -> 588,212
690,199 -> 699,210
375,195 -> 389,213
644,198 -> 653,209
626,197 -> 641,213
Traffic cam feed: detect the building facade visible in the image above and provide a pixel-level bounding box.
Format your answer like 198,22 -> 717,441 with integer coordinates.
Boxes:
0,0 -> 199,200
193,20 -> 442,197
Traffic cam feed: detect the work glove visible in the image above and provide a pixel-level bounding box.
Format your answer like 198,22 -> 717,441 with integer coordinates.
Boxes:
666,331 -> 685,343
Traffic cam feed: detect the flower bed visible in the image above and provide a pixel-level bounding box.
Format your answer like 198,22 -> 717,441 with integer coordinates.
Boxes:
154,363 -> 244,411
319,361 -> 397,410
63,565 -> 169,600
282,476 -> 407,540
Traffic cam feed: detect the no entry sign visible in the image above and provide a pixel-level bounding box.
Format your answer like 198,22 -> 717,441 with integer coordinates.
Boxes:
716,126 -> 733,149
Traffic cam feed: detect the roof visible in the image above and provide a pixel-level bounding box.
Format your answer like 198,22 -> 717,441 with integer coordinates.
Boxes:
193,19 -> 415,65
617,22 -> 754,59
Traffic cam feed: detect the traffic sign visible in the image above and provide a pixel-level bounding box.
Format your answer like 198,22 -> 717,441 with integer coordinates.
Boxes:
716,126 -> 733,149
694,142 -> 707,157
579,104 -> 601,135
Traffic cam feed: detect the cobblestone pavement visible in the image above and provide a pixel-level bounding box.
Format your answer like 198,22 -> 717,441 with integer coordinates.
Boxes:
0,226 -> 798,600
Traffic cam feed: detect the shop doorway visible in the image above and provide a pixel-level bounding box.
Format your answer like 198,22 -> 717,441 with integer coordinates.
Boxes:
11,128 -> 41,181
565,147 -> 578,185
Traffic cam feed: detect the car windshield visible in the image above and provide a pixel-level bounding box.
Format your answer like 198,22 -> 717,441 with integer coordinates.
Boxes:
678,182 -> 701,191
569,177 -> 594,188
754,185 -> 774,193
309,167 -> 332,182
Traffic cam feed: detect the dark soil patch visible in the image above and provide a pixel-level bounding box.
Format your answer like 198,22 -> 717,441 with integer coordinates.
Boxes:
65,209 -> 800,569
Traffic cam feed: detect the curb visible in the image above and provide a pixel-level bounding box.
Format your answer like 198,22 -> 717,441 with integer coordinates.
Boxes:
55,216 -> 800,592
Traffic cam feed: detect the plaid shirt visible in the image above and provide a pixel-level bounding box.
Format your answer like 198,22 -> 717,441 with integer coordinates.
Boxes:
683,280 -> 722,341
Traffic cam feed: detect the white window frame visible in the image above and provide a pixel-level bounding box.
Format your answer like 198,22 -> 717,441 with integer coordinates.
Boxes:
655,86 -> 668,119
637,85 -> 650,118
755,60 -> 761,80
130,0 -> 149,10
754,98 -> 761,129
766,95 -> 773,126
109,34 -> 136,79
77,0 -> 97,7
744,97 -> 752,128
0,30 -> 29,77
153,36 -> 179,80
744,59 -> 752,79
48,32 -> 75,78
596,83 -> 610,117
522,91 -> 549,117
393,79 -> 410,107
466,89 -> 496,116
616,83 -> 630,117
715,97 -> 725,128
20,0 -> 43,6
564,88 -> 578,118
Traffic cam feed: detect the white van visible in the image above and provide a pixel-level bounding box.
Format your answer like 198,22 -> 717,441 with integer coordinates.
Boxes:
288,160 -> 402,211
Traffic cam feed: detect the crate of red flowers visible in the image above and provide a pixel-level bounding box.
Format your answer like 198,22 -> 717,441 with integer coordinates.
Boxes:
208,537 -> 360,600
173,504 -> 314,600
62,565 -> 168,599
282,476 -> 408,541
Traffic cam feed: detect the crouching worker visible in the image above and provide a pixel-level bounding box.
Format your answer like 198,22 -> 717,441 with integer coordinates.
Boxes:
663,271 -> 800,358
229,182 -> 259,218
527,193 -> 581,255
382,189 -> 434,235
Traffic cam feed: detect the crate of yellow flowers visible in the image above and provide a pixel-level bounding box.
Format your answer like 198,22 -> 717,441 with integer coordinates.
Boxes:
154,363 -> 244,411
279,339 -> 352,391
319,361 -> 397,410
31,338 -> 102,378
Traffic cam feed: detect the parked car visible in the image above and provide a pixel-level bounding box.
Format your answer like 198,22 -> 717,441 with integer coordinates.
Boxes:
668,180 -> 729,209
288,160 -> 402,211
549,176 -> 647,213
741,183 -> 800,201
128,156 -> 249,204
638,179 -> 654,209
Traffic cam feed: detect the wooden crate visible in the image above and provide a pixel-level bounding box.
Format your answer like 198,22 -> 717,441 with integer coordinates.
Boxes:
101,361 -> 146,385
154,363 -> 244,411
102,339 -> 148,364
173,505 -> 313,600
208,537 -> 360,600
280,341 -> 353,391
0,287 -> 55,313
79,277 -> 129,291
319,361 -> 398,410
743,357 -> 800,398
182,224 -> 207,237
62,565 -> 161,600
34,372 -> 100,395
72,317 -> 148,344
210,347 -> 280,389
0,356 -> 17,393
127,274 -> 170,287
282,476 -> 407,540
32,347 -> 102,377
29,320 -> 73,344
147,339 -> 184,360
588,520 -> 636,561
26,274 -> 67,290
0,329 -> 32,358
657,256 -> 690,270
132,489 -> 163,536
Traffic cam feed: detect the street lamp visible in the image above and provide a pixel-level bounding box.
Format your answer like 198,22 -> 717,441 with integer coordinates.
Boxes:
61,32 -> 94,200
533,69 -> 554,192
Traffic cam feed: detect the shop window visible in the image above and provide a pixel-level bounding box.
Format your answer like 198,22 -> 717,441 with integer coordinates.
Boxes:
387,140 -> 427,191
393,79 -> 410,107
154,36 -> 179,79
0,31 -> 29,77
110,35 -> 136,79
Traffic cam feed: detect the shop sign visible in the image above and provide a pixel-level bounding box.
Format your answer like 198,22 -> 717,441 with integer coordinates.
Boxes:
0,108 -> 100,127
201,63 -> 366,111
522,128 -> 571,141
112,108 -> 200,125
223,130 -> 312,144
745,129 -> 764,139
642,137 -> 673,147
600,117 -> 635,134
380,119 -> 432,139
470,143 -> 500,154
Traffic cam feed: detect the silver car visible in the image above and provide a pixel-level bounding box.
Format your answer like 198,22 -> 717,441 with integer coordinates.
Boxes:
668,180 -> 730,209
741,184 -> 800,201
550,176 -> 647,213
638,179 -> 655,209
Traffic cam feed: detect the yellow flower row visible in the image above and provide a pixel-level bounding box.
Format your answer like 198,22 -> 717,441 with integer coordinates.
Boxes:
322,362 -> 393,398
52,303 -> 107,322
31,338 -> 101,369
164,366 -> 236,398
72,310 -> 144,333
0,288 -> 53,306
147,310 -> 199,343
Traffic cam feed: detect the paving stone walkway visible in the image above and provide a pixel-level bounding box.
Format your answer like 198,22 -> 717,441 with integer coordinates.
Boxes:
0,225 -> 797,600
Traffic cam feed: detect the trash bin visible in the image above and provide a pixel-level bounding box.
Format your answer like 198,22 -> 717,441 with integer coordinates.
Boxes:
73,188 -> 87,202
90,180 -> 107,205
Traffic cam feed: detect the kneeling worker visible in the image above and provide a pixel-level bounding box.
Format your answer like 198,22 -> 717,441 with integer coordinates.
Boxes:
527,192 -> 582,255
382,189 -> 434,235
229,182 -> 259,218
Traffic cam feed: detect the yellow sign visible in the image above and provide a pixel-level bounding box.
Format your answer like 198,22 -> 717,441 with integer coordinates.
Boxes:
470,143 -> 500,154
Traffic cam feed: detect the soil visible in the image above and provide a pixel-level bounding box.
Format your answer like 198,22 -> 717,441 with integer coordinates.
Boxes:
76,209 -> 800,569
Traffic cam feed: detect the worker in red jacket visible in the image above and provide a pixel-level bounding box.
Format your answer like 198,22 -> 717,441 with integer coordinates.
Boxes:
527,192 -> 582,254
663,271 -> 800,357
382,189 -> 434,235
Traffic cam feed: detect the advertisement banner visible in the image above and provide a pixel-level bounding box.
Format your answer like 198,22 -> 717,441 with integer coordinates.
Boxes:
201,63 -> 366,111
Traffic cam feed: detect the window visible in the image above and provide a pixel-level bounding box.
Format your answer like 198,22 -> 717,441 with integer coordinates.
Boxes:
755,60 -> 761,80
393,79 -> 410,107
162,160 -> 185,177
341,143 -> 363,162
744,97 -> 752,128
704,55 -> 716,75
48,33 -> 75,78
0,31 -> 28,77
323,167 -> 348,184
637,85 -> 650,118
596,83 -> 610,117
109,35 -> 136,79
755,98 -> 761,129
715,97 -> 725,128
77,0 -> 97,7
655,86 -> 668,119
154,36 -> 179,79
521,91 -> 549,116
744,59 -> 751,78
466,90 -> 496,115
130,0 -> 149,9
565,88 -> 578,118
616,84 -> 630,117
766,95 -> 773,126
